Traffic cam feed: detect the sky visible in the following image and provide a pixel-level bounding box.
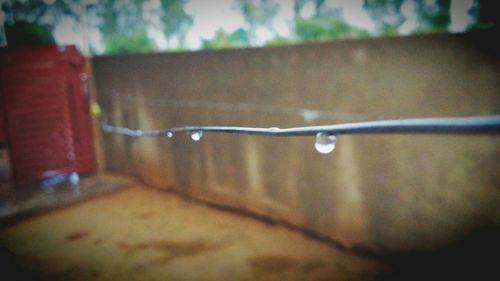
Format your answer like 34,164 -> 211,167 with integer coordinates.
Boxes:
50,0 -> 477,54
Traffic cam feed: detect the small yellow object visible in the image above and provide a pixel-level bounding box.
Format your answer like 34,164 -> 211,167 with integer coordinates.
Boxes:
90,101 -> 102,118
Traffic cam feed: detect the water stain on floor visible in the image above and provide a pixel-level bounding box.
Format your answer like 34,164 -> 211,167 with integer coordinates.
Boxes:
248,255 -> 300,281
302,258 -> 327,273
116,239 -> 215,263
136,211 -> 155,219
64,231 -> 89,241
93,238 -> 104,245
249,254 -> 298,272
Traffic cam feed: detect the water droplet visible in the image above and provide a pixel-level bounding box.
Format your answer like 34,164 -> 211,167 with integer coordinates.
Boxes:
315,132 -> 336,154
166,131 -> 173,138
191,131 -> 203,141
69,172 -> 80,185
269,127 -> 280,131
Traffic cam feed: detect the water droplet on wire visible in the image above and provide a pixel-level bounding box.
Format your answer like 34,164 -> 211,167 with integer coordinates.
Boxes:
315,132 -> 336,154
191,131 -> 203,141
166,131 -> 173,138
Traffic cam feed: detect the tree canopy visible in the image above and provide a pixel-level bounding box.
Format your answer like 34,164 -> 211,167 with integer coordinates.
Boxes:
202,28 -> 250,49
233,0 -> 280,45
294,1 -> 370,41
160,0 -> 193,47
4,21 -> 55,47
1,0 -> 79,29
363,0 -> 406,35
0,0 -> 487,55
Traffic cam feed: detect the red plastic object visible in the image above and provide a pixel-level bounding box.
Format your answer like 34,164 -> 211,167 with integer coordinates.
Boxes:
0,101 -> 6,145
0,44 -> 96,185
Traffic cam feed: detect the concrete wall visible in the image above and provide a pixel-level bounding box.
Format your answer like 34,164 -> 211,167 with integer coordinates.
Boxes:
92,31 -> 500,253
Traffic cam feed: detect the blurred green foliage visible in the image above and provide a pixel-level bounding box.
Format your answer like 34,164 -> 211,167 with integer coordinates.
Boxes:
104,30 -> 155,55
1,0 -> 78,29
202,28 -> 250,49
160,0 -> 193,47
4,21 -> 55,47
233,0 -> 280,45
363,0 -> 406,34
0,0 -> 489,55
294,16 -> 370,41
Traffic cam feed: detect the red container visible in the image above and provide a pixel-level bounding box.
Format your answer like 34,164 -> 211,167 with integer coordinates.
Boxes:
0,44 -> 96,185
0,101 -> 6,146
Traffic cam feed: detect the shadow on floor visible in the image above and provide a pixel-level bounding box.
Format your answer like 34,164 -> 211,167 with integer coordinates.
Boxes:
0,246 -> 50,281
376,224 -> 500,281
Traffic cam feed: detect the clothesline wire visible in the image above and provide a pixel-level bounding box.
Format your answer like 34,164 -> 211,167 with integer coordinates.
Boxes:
100,114 -> 500,137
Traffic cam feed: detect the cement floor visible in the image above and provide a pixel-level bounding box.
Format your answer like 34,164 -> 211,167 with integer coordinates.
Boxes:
0,184 -> 384,281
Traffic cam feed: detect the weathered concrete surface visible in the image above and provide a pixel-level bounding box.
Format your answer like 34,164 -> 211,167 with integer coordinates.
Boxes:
92,31 -> 500,253
0,185 -> 383,281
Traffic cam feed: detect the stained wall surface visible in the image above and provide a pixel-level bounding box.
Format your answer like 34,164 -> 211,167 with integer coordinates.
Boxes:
93,31 -> 500,253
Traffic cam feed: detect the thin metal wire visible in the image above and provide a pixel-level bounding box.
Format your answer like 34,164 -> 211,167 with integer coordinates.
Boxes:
101,115 -> 500,137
